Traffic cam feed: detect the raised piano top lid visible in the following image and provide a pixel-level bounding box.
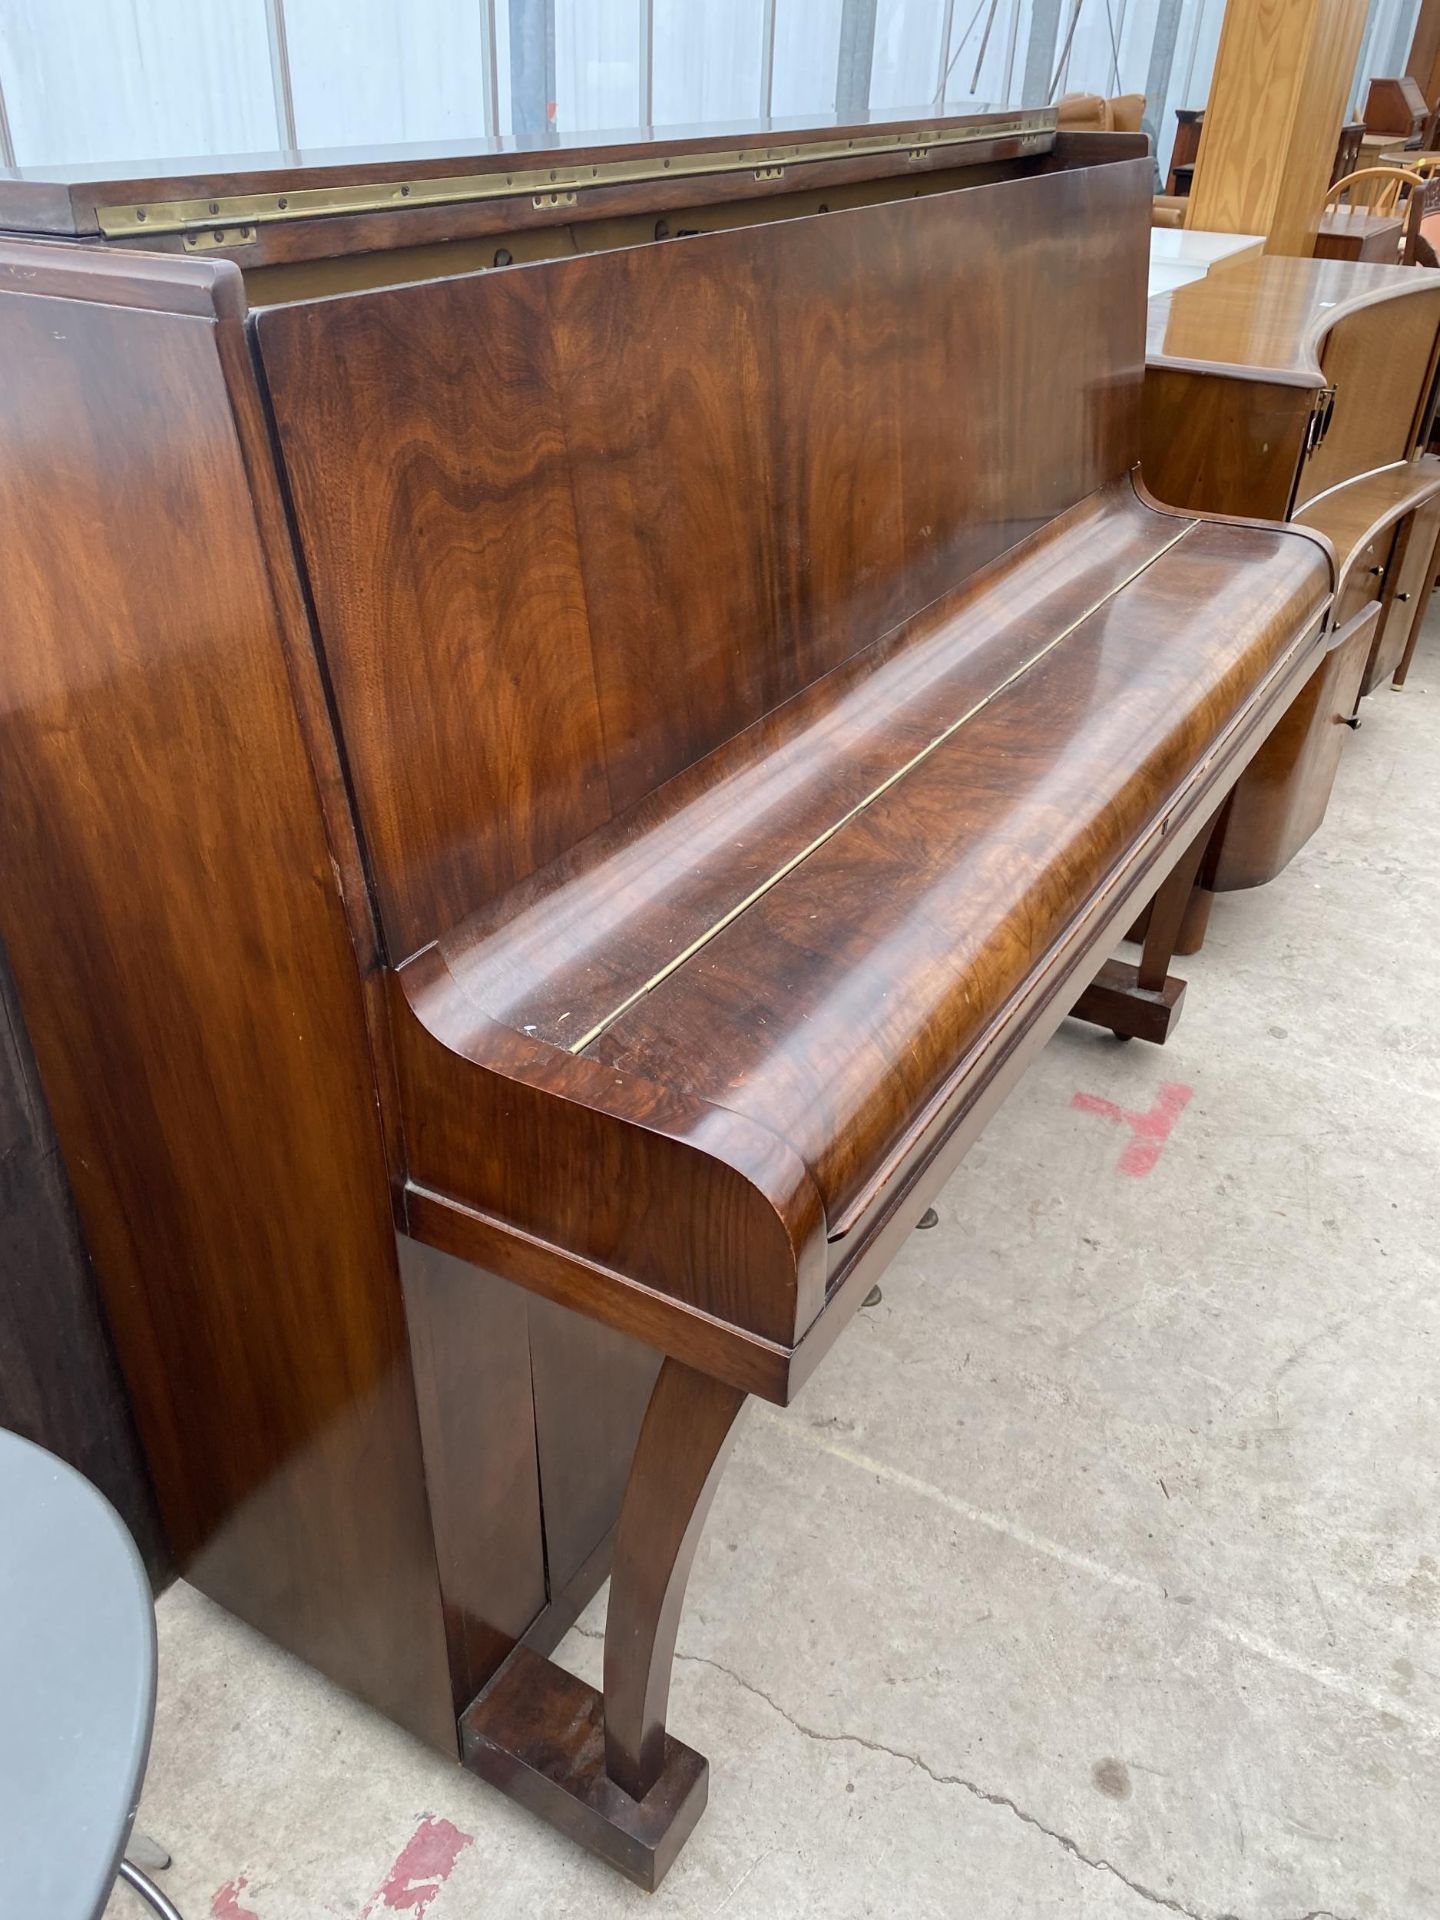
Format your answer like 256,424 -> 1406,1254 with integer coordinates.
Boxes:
0,104 -> 1056,243
1146,254 -> 1440,387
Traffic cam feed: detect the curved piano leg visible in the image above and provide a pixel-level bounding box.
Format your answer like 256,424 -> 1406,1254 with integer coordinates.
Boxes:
603,1358 -> 747,1800
460,1355 -> 746,1889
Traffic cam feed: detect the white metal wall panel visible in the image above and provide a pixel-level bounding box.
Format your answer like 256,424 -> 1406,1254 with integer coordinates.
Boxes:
652,0 -> 766,125
870,0 -> 948,109
0,0 -> 1400,191
0,0 -> 277,167
941,0 -> 1028,108
556,0 -> 642,132
771,0 -> 843,117
283,0 -> 492,149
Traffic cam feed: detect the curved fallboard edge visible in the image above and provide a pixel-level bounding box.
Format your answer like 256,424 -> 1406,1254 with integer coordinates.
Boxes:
394,954 -> 829,1351
1133,468 -> 1340,593
1293,455 -> 1440,595
1145,257 -> 1440,387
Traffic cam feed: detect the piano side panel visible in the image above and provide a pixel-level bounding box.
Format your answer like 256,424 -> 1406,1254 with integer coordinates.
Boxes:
0,254 -> 457,1752
255,154 -> 1151,959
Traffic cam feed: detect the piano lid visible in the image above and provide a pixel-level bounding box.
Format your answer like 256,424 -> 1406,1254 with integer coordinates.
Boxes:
0,104 -> 1054,242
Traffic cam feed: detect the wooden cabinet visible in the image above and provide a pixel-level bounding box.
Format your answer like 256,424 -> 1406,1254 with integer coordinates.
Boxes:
1211,607 -> 1378,890
1143,254 -> 1440,910
1363,496 -> 1440,693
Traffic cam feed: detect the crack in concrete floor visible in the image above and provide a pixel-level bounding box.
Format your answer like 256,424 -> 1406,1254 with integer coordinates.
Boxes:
573,1623 -> 1357,1920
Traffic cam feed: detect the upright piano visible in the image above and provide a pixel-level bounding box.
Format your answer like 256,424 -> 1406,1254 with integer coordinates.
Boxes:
0,109 -> 1335,1886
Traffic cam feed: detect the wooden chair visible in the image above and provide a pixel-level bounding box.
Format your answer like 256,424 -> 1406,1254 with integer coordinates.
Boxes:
1331,120 -> 1366,186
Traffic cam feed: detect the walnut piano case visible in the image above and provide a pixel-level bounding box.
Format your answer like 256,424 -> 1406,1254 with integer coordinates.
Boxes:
0,127 -> 1330,1888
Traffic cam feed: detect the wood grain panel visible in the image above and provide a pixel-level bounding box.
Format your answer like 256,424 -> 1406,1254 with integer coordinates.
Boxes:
1146,256 -> 1432,383
437,486 -> 1182,1049
1185,0 -> 1368,256
584,519 -> 1328,1224
0,250 -> 455,1750
1296,288 -> 1440,504
1140,367 -> 1311,518
1211,609 -> 1379,890
256,156 -> 1152,959
527,1296 -> 661,1613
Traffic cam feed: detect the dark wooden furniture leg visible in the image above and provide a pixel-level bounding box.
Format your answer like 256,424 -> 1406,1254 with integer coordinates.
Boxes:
461,1357 -> 745,1889
603,1360 -> 747,1798
1071,820 -> 1214,1043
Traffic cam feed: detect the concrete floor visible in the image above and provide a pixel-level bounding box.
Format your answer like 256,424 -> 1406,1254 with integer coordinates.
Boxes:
113,618 -> 1440,1920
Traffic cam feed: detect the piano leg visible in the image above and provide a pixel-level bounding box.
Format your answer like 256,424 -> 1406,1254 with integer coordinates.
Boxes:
461,1358 -> 745,1889
1070,817 -> 1216,1044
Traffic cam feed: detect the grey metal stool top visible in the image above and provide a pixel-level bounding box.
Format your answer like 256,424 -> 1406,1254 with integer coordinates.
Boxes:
0,1428 -> 169,1919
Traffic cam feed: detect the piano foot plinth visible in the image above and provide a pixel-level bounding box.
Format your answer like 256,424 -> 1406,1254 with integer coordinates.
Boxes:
462,1358 -> 746,1888
460,1643 -> 709,1890
1070,956 -> 1187,1044
1074,812 -> 1217,1043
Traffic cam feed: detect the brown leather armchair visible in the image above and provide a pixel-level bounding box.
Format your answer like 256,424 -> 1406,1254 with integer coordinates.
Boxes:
1056,91 -> 1146,135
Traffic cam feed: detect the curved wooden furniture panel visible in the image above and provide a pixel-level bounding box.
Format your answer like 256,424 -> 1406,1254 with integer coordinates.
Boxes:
1143,256 -> 1440,915
1145,254 -> 1440,386
1208,456 -> 1440,892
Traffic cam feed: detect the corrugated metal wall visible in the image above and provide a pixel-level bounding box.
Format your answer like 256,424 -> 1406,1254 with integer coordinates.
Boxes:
0,0 -> 1419,180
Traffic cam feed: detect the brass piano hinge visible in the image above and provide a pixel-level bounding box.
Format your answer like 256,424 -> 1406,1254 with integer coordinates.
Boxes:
95,116 -> 1054,241
182,224 -> 255,250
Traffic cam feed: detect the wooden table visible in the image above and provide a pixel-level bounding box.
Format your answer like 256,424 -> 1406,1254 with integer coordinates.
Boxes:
1315,204 -> 1404,261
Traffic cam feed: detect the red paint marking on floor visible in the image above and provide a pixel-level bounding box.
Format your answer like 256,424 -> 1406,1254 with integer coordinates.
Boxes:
1072,1081 -> 1194,1176
211,1876 -> 260,1920
360,1815 -> 473,1918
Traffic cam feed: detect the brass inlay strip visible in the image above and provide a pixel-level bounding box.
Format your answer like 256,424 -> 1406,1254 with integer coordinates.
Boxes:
568,520 -> 1197,1055
96,117 -> 1053,239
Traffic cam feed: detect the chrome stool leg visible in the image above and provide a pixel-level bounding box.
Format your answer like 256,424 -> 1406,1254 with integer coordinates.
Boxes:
117,1857 -> 185,1920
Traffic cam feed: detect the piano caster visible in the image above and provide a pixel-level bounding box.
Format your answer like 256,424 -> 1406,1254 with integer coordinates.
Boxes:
462,1360 -> 743,1891
916,1207 -> 939,1230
